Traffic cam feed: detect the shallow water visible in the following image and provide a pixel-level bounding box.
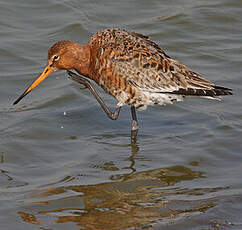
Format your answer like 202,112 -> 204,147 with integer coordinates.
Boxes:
0,0 -> 242,229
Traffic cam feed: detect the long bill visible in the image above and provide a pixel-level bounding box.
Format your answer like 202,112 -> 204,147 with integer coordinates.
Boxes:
13,65 -> 53,105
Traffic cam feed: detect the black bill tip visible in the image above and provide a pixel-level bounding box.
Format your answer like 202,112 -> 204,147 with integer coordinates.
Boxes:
13,90 -> 30,105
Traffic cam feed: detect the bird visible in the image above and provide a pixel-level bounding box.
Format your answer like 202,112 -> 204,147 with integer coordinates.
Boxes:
13,28 -> 232,140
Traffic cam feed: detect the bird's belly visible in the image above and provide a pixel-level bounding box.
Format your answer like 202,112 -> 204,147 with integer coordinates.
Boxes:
143,91 -> 184,105
97,74 -> 184,110
109,86 -> 184,110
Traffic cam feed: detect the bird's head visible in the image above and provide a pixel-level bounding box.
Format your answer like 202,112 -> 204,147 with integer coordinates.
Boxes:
13,40 -> 89,105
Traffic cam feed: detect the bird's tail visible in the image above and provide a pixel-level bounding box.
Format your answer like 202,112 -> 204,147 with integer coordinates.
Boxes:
165,85 -> 232,98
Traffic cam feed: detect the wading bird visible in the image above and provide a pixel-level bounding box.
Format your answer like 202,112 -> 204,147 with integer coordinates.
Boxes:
13,29 -> 232,140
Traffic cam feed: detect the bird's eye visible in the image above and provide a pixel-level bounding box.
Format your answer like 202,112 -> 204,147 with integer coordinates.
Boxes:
53,55 -> 59,61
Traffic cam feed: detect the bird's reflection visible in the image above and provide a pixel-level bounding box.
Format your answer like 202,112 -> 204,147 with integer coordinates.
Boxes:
17,140 -> 227,230
124,139 -> 140,173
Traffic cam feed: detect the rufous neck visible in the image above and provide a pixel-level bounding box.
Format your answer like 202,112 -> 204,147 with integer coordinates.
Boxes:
73,44 -> 91,77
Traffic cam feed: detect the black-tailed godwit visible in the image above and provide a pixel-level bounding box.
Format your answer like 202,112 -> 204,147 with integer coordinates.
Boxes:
13,29 -> 232,140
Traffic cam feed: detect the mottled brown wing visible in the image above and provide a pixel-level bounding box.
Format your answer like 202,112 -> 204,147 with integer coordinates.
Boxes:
126,31 -> 232,96
90,29 -> 232,97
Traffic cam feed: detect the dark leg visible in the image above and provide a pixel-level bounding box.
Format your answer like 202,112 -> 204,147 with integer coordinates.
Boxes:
67,70 -> 121,120
131,106 -> 139,141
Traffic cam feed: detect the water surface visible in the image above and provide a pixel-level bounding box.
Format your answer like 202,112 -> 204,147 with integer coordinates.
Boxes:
0,0 -> 242,229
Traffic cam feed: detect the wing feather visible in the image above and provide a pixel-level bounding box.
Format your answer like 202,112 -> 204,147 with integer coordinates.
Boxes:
89,29 -> 232,97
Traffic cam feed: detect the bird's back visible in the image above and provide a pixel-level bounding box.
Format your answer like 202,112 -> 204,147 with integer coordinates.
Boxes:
87,29 -> 232,109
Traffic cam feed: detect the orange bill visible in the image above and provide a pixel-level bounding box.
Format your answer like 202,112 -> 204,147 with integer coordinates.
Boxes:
13,65 -> 53,105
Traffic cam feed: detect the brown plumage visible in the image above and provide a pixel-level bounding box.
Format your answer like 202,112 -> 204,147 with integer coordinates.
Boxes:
86,29 -> 232,109
13,29 -> 232,137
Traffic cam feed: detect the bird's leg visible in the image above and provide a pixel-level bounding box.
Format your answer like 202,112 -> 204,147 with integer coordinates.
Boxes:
67,70 -> 121,120
131,106 -> 139,142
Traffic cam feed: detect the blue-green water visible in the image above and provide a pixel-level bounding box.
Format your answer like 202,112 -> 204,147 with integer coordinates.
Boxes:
0,0 -> 241,229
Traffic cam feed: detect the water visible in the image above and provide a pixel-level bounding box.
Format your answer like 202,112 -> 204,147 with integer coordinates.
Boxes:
0,0 -> 242,229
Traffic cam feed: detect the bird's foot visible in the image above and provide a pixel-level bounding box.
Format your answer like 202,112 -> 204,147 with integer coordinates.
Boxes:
80,85 -> 88,90
131,120 -> 139,131
131,120 -> 139,143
